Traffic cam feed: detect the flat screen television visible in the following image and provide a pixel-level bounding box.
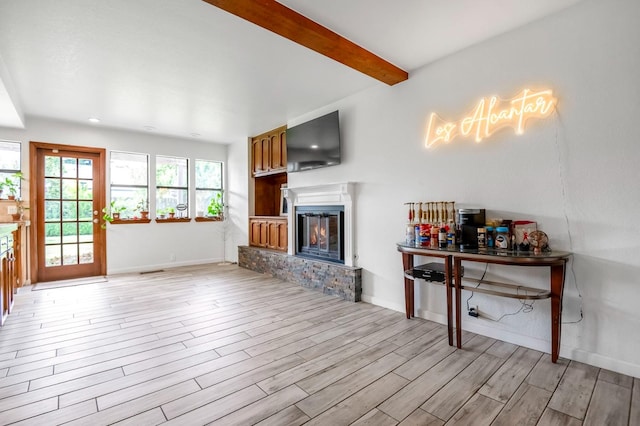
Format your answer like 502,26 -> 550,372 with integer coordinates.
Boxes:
286,110 -> 341,173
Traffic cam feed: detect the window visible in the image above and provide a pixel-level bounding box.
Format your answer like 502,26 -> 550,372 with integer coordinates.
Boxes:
156,156 -> 188,217
195,160 -> 223,216
109,151 -> 148,218
0,140 -> 22,199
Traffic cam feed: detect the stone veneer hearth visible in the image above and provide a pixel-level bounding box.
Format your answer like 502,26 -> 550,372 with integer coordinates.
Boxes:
238,246 -> 362,302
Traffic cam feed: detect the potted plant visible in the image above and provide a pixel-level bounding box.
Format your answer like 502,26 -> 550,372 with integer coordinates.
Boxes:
102,201 -> 127,228
12,198 -> 27,221
207,192 -> 224,220
167,207 -> 175,219
0,172 -> 24,200
156,208 -> 167,219
136,199 -> 149,220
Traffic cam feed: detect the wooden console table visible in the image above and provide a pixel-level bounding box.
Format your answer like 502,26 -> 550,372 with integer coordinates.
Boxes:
397,243 -> 571,363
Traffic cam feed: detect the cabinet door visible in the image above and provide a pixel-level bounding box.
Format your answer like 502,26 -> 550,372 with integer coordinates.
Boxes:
249,219 -> 262,247
279,128 -> 287,169
269,129 -> 287,171
251,139 -> 263,176
277,221 -> 288,251
267,221 -> 279,250
260,137 -> 270,172
259,221 -> 269,247
269,133 -> 281,171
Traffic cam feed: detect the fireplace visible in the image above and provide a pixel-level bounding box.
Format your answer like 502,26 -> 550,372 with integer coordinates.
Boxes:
284,182 -> 355,267
296,206 -> 344,263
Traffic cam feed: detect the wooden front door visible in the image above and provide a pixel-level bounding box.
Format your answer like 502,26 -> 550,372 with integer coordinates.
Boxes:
30,142 -> 107,282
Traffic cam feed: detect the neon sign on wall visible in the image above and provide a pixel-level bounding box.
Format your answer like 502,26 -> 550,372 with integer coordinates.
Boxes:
425,88 -> 557,148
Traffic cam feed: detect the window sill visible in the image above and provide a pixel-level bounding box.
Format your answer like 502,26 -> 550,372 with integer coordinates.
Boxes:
195,216 -> 224,222
111,218 -> 152,225
155,218 -> 192,223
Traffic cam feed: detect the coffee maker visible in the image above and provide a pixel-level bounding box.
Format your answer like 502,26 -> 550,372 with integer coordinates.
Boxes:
458,208 -> 486,250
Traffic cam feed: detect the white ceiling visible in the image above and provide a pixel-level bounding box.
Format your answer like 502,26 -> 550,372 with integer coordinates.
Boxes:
0,0 -> 583,144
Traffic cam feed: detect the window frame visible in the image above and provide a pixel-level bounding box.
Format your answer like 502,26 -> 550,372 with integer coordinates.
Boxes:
194,159 -> 224,219
108,151 -> 150,222
155,155 -> 189,219
0,140 -> 22,199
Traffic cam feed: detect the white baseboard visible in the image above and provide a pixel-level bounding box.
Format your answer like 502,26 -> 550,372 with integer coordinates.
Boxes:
416,309 -> 448,327
107,258 -> 222,275
461,320 -> 550,353
362,295 -> 640,378
561,346 -> 640,378
360,295 -> 449,327
360,295 -> 404,313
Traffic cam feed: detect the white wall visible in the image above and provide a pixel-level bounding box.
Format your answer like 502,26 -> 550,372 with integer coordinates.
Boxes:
226,136 -> 249,262
0,116 -> 232,273
285,0 -> 640,377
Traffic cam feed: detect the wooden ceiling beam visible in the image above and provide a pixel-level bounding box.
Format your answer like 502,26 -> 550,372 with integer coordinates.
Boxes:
202,0 -> 408,86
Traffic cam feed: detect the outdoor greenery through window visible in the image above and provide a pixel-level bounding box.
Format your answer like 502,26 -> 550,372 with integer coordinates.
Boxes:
43,156 -> 95,266
109,151 -> 149,219
156,156 -> 188,218
195,160 -> 223,217
0,140 -> 22,199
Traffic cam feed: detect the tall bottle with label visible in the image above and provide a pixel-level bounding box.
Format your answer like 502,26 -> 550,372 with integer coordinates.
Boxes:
477,227 -> 487,248
486,226 -> 494,248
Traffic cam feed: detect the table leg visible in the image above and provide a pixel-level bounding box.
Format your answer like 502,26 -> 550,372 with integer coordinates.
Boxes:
454,257 -> 463,348
402,252 -> 414,318
444,256 -> 453,346
550,262 -> 566,363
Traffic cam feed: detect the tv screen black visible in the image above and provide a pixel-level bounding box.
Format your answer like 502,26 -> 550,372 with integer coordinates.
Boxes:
286,110 -> 341,173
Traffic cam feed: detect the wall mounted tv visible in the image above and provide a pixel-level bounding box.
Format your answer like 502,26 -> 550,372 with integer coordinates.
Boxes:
286,110 -> 341,173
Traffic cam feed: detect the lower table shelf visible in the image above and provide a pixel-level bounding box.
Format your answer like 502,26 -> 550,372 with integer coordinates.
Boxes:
405,270 -> 550,300
397,243 -> 571,363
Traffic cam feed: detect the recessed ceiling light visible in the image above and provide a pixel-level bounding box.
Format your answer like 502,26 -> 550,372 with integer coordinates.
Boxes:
88,117 -> 100,123
190,133 -> 201,138
143,126 -> 155,131
310,144 -> 319,149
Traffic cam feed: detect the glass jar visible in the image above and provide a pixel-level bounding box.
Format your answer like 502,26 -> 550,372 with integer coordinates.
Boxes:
495,226 -> 510,250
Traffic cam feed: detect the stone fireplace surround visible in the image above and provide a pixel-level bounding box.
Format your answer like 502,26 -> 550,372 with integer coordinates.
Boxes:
238,182 -> 362,302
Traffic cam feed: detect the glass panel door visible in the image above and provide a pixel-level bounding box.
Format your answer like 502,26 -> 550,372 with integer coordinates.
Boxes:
34,144 -> 105,282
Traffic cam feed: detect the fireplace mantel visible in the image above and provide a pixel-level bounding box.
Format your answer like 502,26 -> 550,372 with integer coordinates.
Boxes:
284,182 -> 355,266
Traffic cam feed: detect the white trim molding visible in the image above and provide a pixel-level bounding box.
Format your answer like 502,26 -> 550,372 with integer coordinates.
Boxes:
284,182 -> 356,267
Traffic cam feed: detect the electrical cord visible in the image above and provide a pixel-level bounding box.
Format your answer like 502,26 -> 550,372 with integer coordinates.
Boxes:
552,111 -> 583,324
465,263 -> 488,311
495,288 -> 535,322
466,265 -> 537,322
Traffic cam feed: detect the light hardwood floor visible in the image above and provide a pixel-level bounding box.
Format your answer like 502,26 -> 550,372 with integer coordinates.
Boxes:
0,264 -> 637,425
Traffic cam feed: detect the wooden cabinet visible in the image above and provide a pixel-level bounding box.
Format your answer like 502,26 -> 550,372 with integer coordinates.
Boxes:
1,224 -> 21,326
249,125 -> 288,253
251,126 -> 287,177
249,216 -> 287,252
249,217 -> 265,247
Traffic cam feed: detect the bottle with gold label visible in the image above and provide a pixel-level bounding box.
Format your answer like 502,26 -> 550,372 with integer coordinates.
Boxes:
477,227 -> 486,248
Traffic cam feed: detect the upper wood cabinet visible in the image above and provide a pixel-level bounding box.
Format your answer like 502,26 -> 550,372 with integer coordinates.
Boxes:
251,126 -> 287,177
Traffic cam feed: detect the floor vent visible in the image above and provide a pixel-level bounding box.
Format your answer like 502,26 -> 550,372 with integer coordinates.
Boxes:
139,269 -> 165,275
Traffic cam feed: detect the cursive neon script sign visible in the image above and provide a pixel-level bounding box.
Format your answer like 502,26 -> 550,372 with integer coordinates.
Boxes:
425,88 -> 557,148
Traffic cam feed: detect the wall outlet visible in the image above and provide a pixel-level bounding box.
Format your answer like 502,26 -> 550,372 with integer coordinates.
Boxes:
7,205 -> 17,214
